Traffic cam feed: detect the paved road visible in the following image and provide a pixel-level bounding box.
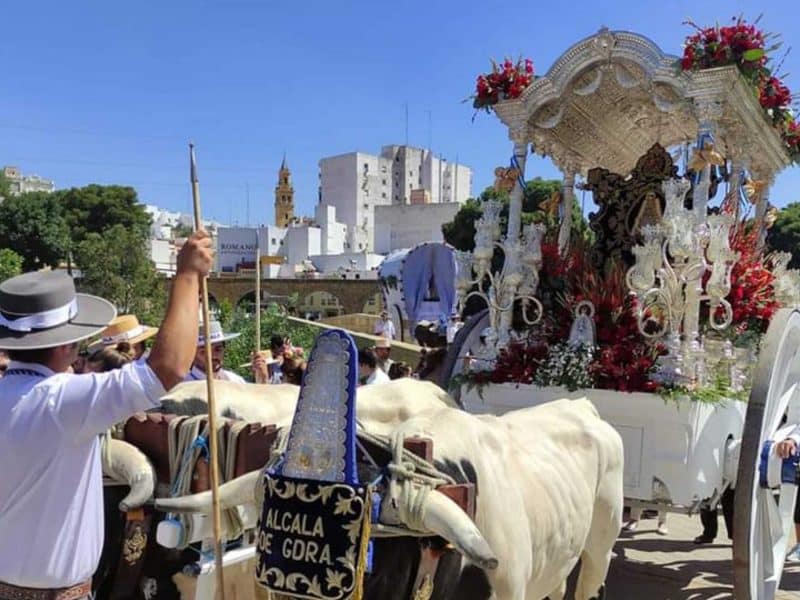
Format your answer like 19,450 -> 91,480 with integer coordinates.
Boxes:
597,513 -> 800,599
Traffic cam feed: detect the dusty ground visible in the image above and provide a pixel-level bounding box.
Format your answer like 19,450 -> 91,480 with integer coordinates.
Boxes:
597,512 -> 800,599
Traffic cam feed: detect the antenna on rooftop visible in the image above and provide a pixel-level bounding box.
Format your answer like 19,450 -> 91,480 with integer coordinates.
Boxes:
405,102 -> 409,146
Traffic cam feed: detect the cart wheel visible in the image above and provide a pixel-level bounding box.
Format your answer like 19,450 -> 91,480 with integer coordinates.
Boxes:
438,309 -> 489,403
733,308 -> 800,600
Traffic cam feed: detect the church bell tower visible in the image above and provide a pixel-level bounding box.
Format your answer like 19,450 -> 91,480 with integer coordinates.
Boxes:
274,156 -> 295,227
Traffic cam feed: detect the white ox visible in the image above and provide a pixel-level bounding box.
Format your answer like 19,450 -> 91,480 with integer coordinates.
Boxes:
104,378 -> 457,505
157,397 -> 624,600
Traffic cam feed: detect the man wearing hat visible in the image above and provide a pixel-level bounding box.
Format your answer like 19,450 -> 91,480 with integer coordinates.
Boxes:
88,314 -> 159,361
186,319 -> 246,383
373,310 -> 396,341
373,336 -> 394,375
0,231 -> 213,599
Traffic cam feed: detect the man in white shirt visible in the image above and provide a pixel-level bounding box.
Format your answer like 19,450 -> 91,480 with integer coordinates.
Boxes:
446,313 -> 464,345
358,348 -> 390,385
373,310 -> 396,341
0,231 -> 212,598
186,319 -> 246,383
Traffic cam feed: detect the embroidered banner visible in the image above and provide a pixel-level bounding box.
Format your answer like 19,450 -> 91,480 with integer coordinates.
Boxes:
256,328 -> 370,600
255,474 -> 370,599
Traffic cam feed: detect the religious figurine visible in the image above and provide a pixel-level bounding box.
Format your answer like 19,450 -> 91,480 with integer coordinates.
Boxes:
631,191 -> 663,237
568,301 -> 596,348
493,166 -> 520,194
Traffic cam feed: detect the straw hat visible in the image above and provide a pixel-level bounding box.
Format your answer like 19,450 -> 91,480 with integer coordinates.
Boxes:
88,314 -> 158,354
0,271 -> 116,350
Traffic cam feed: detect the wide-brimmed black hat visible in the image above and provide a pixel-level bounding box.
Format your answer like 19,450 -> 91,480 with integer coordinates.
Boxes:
0,271 -> 116,350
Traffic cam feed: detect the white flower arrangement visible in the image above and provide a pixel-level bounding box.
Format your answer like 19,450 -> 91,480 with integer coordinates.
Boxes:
534,342 -> 595,391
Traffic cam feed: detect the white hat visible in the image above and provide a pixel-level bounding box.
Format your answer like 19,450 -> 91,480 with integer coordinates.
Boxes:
198,320 -> 241,346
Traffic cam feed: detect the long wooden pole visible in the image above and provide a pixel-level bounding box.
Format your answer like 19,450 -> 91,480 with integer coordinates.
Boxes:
189,143 -> 226,599
255,240 -> 261,353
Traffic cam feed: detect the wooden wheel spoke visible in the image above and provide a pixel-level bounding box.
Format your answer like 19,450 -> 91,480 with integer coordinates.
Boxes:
734,309 -> 800,600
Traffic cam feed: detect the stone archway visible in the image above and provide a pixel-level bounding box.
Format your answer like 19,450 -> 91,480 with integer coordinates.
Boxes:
299,291 -> 344,320
362,292 -> 383,315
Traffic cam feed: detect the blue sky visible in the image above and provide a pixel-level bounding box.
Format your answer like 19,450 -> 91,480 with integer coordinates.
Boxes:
1,0 -> 798,225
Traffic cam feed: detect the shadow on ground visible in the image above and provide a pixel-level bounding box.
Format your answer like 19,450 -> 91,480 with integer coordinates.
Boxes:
590,533 -> 800,599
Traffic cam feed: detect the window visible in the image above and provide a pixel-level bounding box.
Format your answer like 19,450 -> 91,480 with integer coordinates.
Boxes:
381,192 -> 386,198
382,179 -> 386,185
271,238 -> 276,244
364,163 -> 369,171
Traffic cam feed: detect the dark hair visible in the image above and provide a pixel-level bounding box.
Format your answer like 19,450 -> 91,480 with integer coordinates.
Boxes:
269,335 -> 285,351
88,342 -> 135,372
388,361 -> 411,380
8,347 -> 57,364
358,348 -> 377,369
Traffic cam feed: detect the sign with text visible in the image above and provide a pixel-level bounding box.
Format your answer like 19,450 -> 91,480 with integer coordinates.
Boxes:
255,473 -> 369,600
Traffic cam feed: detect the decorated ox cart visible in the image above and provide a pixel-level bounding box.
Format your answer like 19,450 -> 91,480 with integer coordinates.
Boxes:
378,242 -> 458,343
439,25 -> 800,600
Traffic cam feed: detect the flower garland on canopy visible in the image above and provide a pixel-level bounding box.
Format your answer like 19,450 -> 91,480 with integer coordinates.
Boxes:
470,57 -> 534,115
679,17 -> 799,164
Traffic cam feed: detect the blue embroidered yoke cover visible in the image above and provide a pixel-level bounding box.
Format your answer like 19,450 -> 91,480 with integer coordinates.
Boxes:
255,329 -> 371,600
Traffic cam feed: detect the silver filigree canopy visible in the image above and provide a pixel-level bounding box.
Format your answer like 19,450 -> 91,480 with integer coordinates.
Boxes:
492,29 -> 791,180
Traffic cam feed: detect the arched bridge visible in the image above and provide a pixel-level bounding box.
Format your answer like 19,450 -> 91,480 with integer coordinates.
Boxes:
186,277 -> 381,315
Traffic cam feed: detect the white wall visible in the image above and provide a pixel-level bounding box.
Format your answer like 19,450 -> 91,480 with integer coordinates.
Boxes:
315,203 -> 347,255
309,252 -> 384,275
150,239 -> 176,276
373,202 -> 460,254
285,225 -> 321,266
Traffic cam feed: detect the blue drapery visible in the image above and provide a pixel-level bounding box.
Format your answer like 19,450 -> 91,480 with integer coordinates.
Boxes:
431,244 -> 457,319
403,245 -> 432,327
402,244 -> 457,327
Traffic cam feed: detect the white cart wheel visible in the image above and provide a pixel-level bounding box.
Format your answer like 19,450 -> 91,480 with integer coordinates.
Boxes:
438,309 -> 490,399
733,308 -> 800,600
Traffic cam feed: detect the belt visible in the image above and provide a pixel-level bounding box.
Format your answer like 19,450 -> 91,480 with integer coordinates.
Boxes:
0,580 -> 91,600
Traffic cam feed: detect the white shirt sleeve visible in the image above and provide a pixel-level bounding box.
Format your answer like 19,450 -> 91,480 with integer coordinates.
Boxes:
47,360 -> 165,441
788,425 -> 800,446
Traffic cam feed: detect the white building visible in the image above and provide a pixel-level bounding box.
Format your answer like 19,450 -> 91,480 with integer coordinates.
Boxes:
309,253 -> 383,279
319,145 -> 472,252
2,166 -> 55,196
315,204 -> 347,255
150,239 -> 177,276
373,202 -> 461,254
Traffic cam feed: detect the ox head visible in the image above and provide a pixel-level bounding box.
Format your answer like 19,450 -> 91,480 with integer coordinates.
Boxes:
155,451 -> 498,572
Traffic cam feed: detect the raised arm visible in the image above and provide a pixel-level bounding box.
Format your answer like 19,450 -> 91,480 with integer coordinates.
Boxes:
147,230 -> 213,390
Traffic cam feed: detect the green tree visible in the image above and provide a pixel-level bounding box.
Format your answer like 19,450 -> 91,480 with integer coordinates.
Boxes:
442,178 -> 585,252
0,248 -> 23,281
172,223 -> 194,239
0,171 -> 11,200
60,184 -> 152,246
73,224 -> 166,323
768,202 -> 800,268
223,304 -> 320,380
0,192 -> 70,270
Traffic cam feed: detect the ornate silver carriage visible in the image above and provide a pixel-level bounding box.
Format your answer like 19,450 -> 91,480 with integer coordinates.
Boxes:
443,28 -> 800,600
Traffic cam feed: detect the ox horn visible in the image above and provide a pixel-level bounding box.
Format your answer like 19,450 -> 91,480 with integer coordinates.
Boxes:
419,490 -> 499,571
155,470 -> 260,513
102,438 -> 157,512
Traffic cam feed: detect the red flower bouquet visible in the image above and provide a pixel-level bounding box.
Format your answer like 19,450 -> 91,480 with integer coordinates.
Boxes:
471,57 -> 534,114
680,18 -> 769,82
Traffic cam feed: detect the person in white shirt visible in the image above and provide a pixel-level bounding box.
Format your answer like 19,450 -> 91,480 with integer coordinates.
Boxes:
0,230 -> 212,598
186,320 -> 246,383
373,310 -> 396,341
358,348 -> 390,385
446,313 -> 464,345
373,337 -> 394,375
